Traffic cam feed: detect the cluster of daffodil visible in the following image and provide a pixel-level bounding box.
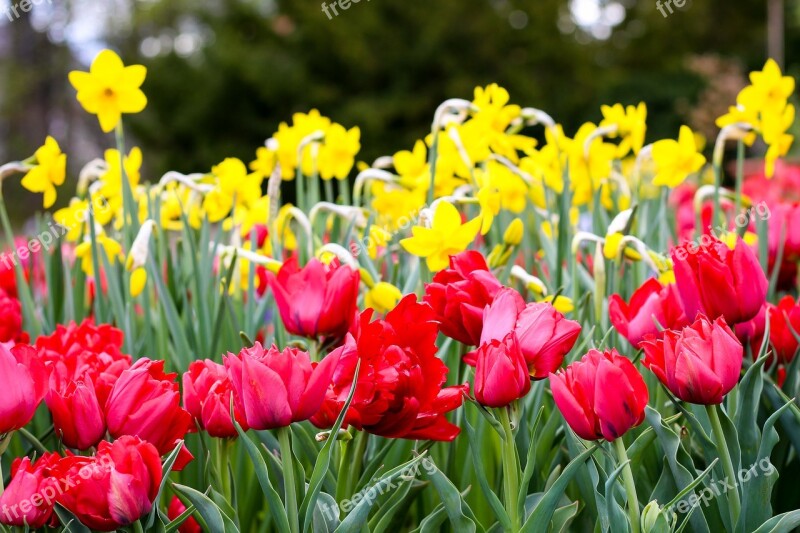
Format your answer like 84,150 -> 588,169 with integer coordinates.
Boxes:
718,58 -> 795,177
2,50 -> 793,320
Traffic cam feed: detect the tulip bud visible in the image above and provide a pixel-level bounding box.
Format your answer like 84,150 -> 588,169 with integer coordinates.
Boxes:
474,332 -> 531,407
641,501 -> 671,533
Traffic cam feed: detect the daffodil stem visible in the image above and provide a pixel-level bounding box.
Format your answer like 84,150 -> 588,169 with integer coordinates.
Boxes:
498,408 -> 521,530
278,427 -> 300,533
735,140 -> 744,223
614,438 -> 640,533
707,404 -> 740,527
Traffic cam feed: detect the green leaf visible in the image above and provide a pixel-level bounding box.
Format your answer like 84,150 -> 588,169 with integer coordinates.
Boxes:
53,504 -> 91,533
464,411 -> 512,530
299,361 -> 361,532
233,420 -> 290,533
520,443 -> 598,532
423,455 -> 481,532
172,484 -> 234,533
752,510 -> 800,533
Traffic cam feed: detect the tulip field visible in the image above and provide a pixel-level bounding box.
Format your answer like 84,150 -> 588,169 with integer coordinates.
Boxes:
2,50 -> 800,532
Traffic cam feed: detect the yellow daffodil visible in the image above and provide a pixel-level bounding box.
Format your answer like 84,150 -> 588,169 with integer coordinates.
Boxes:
68,49 -> 147,133
250,146 -> 277,178
54,198 -> 90,242
318,124 -> 360,180
370,181 -> 426,232
568,123 -> 616,206
600,102 -> 647,157
477,161 -> 528,214
477,184 -> 501,235
738,59 -> 795,114
761,104 -> 795,178
93,147 -> 142,226
20,136 -> 66,208
400,201 -> 481,271
651,126 -> 706,188
74,234 -> 122,277
365,281 -> 403,314
273,204 -> 299,251
273,110 -> 332,179
213,157 -> 263,208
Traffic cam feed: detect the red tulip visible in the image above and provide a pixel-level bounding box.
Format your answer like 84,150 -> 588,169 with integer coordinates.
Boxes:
0,452 -> 62,528
609,278 -> 689,347
183,359 -> 248,438
105,359 -> 193,466
768,296 -> 800,364
312,295 -> 469,441
266,256 -> 360,340
0,289 -> 27,344
46,375 -> 106,450
641,315 -> 743,405
167,496 -> 202,533
670,236 -> 767,325
35,319 -> 132,408
225,342 -> 339,430
474,332 -> 531,407
467,287 -> 581,378
0,342 -> 47,435
423,251 -> 503,346
54,436 -> 162,532
550,349 -> 648,441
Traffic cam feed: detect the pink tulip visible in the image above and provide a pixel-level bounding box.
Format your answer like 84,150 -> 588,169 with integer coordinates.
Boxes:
224,342 -> 340,430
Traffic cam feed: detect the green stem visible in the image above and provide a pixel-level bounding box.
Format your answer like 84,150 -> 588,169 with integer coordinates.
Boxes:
335,438 -> 352,506
133,519 -> 144,533
278,427 -> 300,533
217,438 -> 232,502
706,404 -> 740,527
614,438 -> 640,533
734,140 -> 744,218
498,408 -> 520,531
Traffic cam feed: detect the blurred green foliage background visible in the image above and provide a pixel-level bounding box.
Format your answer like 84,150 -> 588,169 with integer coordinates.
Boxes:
0,0 -> 797,220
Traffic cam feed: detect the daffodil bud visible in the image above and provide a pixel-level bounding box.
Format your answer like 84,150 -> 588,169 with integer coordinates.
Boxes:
365,282 -> 403,314
129,267 -> 147,297
503,218 -> 524,246
127,220 -> 156,272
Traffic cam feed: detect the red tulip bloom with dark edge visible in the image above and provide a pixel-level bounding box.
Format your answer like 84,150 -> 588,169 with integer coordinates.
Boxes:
466,287 -> 581,378
104,358 -> 194,467
183,359 -> 248,438
266,256 -> 360,340
53,436 -> 162,532
46,375 -> 106,450
609,277 -> 689,347
549,349 -> 649,441
423,250 -> 503,346
670,236 -> 767,325
474,332 -> 531,407
641,315 -> 743,405
0,452 -> 62,529
768,296 -> 800,364
312,295 -> 469,441
0,342 -> 47,435
224,343 -> 339,430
